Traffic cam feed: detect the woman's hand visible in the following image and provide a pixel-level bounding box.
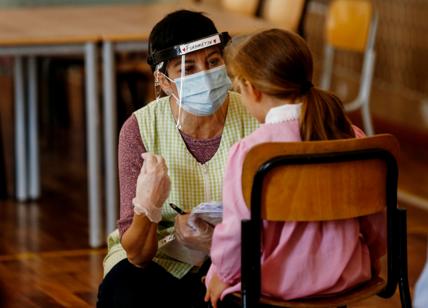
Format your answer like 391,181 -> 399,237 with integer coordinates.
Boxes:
134,153 -> 171,212
174,214 -> 213,253
122,153 -> 170,264
204,272 -> 230,308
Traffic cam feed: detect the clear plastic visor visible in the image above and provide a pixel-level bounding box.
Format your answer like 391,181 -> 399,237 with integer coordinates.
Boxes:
154,47 -> 232,137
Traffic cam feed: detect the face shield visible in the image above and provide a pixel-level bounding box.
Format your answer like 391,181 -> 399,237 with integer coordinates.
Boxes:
151,33 -> 232,132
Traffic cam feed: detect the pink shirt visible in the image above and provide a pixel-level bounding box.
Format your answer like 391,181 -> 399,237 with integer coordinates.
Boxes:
206,106 -> 386,300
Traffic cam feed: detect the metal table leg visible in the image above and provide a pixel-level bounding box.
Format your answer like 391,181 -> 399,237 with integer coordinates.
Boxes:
101,40 -> 149,234
102,41 -> 118,235
85,42 -> 102,248
28,56 -> 40,199
14,56 -> 28,201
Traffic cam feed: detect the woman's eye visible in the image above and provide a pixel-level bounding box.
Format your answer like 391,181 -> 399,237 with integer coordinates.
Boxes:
208,56 -> 223,67
178,66 -> 195,75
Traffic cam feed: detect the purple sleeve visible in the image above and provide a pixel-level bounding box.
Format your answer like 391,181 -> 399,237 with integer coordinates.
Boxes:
116,113 -> 221,237
117,115 -> 146,237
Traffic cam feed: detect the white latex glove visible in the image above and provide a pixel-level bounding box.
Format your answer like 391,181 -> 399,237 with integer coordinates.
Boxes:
133,153 -> 171,223
174,214 -> 213,254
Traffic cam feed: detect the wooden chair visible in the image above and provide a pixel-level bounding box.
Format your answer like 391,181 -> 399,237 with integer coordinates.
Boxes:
237,134 -> 411,307
320,0 -> 378,135
259,0 -> 309,36
220,0 -> 260,16
0,118 -> 7,199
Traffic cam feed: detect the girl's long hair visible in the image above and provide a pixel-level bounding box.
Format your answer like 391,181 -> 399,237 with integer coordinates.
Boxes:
225,28 -> 355,140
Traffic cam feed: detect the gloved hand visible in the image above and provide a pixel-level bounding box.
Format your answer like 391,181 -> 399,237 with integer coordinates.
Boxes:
174,214 -> 214,254
133,153 -> 171,223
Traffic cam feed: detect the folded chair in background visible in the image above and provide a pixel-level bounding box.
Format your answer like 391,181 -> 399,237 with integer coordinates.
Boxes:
220,0 -> 260,16
259,0 -> 309,37
238,134 -> 411,307
219,0 -> 309,37
0,119 -> 6,199
320,0 -> 378,135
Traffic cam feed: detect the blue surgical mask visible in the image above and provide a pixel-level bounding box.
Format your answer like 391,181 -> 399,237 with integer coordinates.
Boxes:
174,65 -> 232,116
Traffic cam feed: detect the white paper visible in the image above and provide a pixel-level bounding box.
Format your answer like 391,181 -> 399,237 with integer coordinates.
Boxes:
158,233 -> 207,266
189,201 -> 223,226
157,201 -> 223,266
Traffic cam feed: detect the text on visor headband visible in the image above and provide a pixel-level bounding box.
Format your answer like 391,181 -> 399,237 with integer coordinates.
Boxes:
148,32 -> 230,67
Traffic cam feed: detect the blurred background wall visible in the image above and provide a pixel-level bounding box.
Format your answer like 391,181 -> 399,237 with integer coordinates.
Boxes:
306,0 -> 428,134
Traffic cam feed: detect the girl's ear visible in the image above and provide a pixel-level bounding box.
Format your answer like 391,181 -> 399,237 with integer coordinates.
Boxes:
244,80 -> 262,102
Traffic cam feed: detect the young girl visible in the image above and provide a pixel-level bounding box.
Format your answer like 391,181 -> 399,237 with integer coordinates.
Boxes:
204,29 -> 386,308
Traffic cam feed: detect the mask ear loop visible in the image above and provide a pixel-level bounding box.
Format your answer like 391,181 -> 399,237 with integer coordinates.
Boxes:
154,62 -> 164,104
176,54 -> 186,130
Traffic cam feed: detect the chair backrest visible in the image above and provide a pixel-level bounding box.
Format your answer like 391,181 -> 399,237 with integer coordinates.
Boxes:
220,0 -> 260,16
260,0 -> 308,34
242,134 -> 399,221
326,0 -> 374,52
240,134 -> 401,307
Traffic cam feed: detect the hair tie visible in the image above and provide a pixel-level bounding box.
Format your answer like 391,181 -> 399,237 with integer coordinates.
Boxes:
301,80 -> 313,94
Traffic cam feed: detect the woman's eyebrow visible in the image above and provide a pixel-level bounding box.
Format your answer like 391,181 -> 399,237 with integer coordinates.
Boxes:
206,50 -> 221,58
170,49 -> 221,69
171,58 -> 195,69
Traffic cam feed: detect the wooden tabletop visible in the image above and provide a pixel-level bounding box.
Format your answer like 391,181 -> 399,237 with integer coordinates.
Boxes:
0,2 -> 274,46
98,2 -> 275,42
0,5 -> 102,45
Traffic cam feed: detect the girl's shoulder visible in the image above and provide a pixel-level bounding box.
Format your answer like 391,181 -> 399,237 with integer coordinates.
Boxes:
229,121 -> 301,160
243,121 -> 301,144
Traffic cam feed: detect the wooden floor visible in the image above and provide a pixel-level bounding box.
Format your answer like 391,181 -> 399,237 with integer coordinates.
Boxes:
0,124 -> 106,307
0,93 -> 428,307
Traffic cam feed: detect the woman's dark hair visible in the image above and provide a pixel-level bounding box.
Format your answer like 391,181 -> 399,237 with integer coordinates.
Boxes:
225,28 -> 355,141
147,10 -> 219,72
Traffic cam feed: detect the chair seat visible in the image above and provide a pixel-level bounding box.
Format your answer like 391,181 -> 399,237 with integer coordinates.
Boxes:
233,276 -> 386,307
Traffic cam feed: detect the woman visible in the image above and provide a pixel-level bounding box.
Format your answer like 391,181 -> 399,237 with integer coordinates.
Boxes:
97,10 -> 258,308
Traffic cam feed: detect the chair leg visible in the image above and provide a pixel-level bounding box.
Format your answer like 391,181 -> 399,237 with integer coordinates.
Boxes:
361,103 -> 374,136
0,121 -> 7,199
397,208 -> 412,308
241,219 -> 261,308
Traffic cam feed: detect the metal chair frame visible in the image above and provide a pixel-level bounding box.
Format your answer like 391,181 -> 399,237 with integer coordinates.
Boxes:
240,137 -> 411,307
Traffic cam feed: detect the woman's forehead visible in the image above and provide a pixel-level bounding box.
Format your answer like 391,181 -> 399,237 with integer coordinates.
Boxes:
169,46 -> 222,65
